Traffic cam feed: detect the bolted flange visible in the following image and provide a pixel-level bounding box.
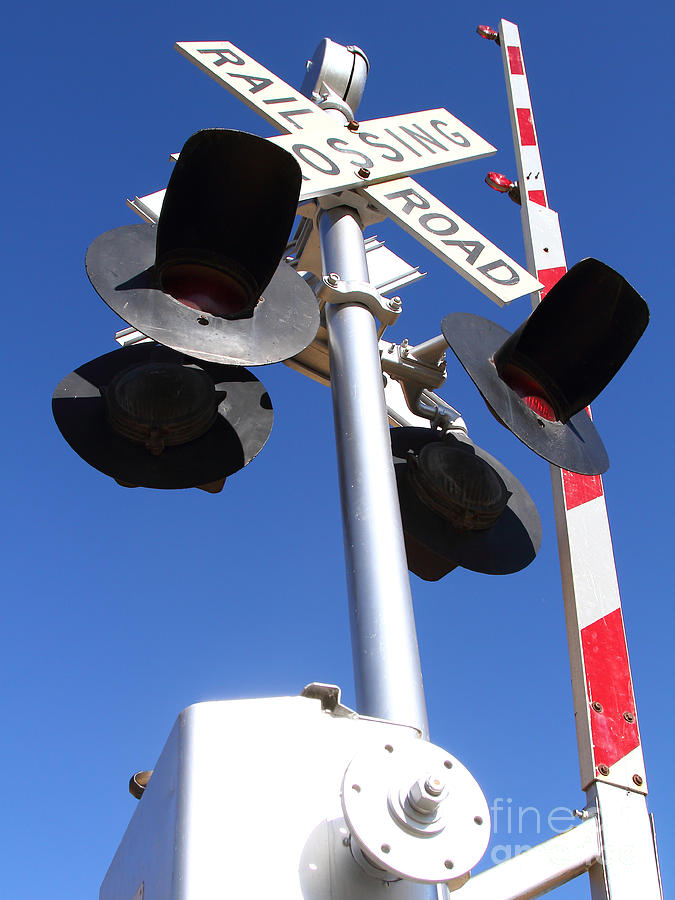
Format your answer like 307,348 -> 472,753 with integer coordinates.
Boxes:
342,738 -> 489,887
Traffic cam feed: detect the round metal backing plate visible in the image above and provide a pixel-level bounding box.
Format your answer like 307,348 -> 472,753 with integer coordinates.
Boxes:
52,344 -> 273,489
442,312 -> 609,475
391,428 -> 541,576
85,223 -> 320,367
342,739 -> 490,884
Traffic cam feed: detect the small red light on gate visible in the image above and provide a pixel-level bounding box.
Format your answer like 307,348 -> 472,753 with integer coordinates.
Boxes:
485,172 -> 516,193
476,25 -> 499,42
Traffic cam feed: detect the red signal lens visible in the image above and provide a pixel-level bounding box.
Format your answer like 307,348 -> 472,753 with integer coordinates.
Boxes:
520,394 -> 557,421
161,264 -> 252,318
500,366 -> 557,422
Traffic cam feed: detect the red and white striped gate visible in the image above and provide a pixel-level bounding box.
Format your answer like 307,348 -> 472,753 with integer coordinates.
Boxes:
471,18 -> 663,900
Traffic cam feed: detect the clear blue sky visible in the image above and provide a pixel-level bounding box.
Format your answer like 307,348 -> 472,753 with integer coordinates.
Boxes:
3,1 -> 672,897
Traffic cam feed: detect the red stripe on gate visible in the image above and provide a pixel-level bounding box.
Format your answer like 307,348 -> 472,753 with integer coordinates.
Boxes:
517,108 -> 537,145
507,46 -> 524,74
582,609 -> 639,769
528,189 -> 547,206
563,471 -> 604,509
536,266 -> 567,298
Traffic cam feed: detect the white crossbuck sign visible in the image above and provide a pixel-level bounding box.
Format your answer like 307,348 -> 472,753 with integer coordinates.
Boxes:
132,41 -> 542,306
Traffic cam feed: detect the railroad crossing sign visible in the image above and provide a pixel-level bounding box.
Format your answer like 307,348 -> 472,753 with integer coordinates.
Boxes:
268,107 -> 495,201
133,40 -> 542,307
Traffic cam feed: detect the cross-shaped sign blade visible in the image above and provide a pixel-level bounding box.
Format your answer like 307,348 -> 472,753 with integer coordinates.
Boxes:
163,40 -> 543,305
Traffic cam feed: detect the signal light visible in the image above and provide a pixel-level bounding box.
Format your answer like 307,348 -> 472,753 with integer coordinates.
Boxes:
485,172 -> 521,204
442,259 -> 649,474
85,129 -> 320,367
476,25 -> 500,43
52,344 -> 273,491
485,172 -> 514,193
392,427 -> 541,580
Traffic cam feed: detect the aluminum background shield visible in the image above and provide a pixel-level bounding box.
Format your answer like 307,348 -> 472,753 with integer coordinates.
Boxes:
52,344 -> 273,489
85,223 -> 320,367
392,428 -> 541,577
442,312 -> 609,475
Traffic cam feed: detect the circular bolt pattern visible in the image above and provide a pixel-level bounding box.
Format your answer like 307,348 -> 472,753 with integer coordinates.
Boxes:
598,764 -> 610,777
592,701 -> 603,713
633,774 -> 644,787
342,737 -> 490,885
623,712 -> 635,723
357,167 -> 371,178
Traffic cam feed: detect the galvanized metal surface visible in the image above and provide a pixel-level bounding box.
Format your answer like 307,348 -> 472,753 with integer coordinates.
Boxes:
320,204 -> 429,738
452,816 -> 600,900
100,695 -> 439,900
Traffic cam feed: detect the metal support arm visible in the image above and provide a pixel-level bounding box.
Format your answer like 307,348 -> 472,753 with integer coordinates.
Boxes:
453,817 -> 601,900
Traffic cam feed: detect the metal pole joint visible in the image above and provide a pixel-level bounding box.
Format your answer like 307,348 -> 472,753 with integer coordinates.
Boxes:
317,273 -> 402,325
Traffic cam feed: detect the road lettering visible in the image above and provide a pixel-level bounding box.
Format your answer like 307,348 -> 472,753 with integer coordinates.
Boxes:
364,179 -> 542,305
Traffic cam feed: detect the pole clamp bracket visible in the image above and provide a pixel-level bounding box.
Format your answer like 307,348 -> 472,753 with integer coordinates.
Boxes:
317,275 -> 402,326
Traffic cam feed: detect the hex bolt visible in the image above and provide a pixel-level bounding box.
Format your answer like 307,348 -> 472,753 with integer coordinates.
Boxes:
425,777 -> 444,796
388,297 -> 402,311
623,711 -> 635,723
326,273 -> 340,286
347,120 -> 360,131
598,764 -> 610,777
633,774 -> 644,787
407,775 -> 446,814
591,701 -> 603,713
357,167 -> 371,178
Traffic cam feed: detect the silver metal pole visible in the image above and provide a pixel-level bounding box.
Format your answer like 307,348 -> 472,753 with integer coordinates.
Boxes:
320,206 -> 429,739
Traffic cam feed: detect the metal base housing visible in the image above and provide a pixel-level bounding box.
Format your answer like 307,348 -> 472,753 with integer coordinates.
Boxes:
100,694 -> 448,900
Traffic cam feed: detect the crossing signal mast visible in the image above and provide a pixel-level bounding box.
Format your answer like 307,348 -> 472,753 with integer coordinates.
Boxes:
53,21 -> 661,900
